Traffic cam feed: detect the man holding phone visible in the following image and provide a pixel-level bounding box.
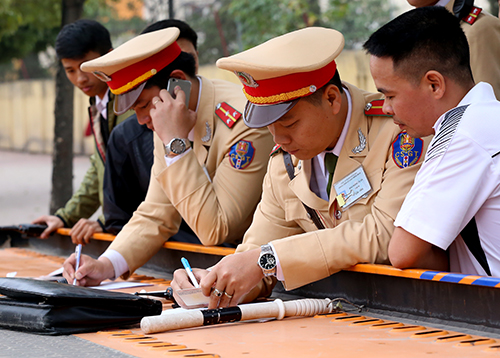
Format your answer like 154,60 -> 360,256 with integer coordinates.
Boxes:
62,28 -> 274,286
102,20 -> 200,235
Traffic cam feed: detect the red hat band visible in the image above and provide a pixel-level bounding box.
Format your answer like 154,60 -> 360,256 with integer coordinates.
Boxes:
237,60 -> 337,105
104,42 -> 182,95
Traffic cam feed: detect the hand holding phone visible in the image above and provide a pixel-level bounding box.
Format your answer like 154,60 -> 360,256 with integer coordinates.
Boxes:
167,78 -> 191,107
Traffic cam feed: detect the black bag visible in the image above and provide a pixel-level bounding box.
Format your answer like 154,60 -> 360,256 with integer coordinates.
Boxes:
0,277 -> 162,335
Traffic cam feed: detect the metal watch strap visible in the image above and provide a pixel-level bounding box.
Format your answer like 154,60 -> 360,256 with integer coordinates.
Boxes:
259,244 -> 276,277
261,244 -> 273,256
283,152 -> 325,230
164,138 -> 190,157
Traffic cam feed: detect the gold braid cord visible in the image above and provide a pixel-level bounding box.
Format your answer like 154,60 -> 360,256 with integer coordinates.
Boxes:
244,86 -> 312,104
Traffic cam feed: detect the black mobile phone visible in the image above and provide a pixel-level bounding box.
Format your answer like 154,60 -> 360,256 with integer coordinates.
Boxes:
167,78 -> 191,107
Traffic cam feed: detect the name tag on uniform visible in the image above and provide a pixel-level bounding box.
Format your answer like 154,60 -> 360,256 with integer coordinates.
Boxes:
333,166 -> 372,211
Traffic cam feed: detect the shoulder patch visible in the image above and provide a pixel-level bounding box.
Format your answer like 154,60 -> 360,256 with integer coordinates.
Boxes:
229,140 -> 255,169
216,102 -> 242,128
270,144 -> 282,156
364,99 -> 390,117
391,132 -> 424,169
462,6 -> 481,25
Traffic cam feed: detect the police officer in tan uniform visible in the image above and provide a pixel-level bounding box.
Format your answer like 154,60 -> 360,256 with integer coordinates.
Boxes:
62,28 -> 274,286
171,27 -> 430,308
408,0 -> 500,99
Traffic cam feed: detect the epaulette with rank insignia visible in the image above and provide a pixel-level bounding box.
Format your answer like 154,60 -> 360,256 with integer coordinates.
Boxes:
215,102 -> 242,128
462,6 -> 481,25
270,144 -> 282,156
364,99 -> 391,117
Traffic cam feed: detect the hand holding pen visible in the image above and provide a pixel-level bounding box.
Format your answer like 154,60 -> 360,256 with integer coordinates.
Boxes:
72,244 -> 82,285
181,257 -> 199,288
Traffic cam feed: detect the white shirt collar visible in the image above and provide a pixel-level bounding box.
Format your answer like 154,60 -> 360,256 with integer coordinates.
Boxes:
310,86 -> 353,200
95,89 -> 110,120
435,0 -> 450,7
433,82 -> 494,133
317,86 -> 352,176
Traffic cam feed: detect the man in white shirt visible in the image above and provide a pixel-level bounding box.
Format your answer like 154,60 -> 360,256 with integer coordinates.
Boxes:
364,6 -> 500,276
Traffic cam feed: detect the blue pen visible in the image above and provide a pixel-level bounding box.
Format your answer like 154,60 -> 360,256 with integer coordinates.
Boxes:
181,257 -> 199,288
73,244 -> 82,285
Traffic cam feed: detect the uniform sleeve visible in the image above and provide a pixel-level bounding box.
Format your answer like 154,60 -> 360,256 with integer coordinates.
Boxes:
395,133 -> 491,251
236,156 -> 306,254
235,156 -> 307,302
243,135 -> 429,292
467,15 -> 500,100
54,154 -> 101,227
156,128 -> 274,246
107,127 -> 273,277
107,157 -> 183,277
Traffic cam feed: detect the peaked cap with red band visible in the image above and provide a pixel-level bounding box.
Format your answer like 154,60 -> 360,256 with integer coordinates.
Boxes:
81,28 -> 181,114
216,27 -> 345,128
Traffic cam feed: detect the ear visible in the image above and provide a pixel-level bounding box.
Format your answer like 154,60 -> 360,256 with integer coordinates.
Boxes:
324,84 -> 342,115
169,69 -> 188,80
423,70 -> 446,100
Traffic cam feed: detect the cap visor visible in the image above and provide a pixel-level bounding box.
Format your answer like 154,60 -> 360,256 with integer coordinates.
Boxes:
243,99 -> 299,128
114,82 -> 147,115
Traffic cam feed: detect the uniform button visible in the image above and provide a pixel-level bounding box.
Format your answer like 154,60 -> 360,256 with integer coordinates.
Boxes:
335,210 -> 342,220
307,213 -> 312,219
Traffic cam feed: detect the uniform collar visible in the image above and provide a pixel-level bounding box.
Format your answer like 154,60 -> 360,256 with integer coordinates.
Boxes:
437,0 -> 451,7
95,89 -> 110,120
192,76 -> 214,164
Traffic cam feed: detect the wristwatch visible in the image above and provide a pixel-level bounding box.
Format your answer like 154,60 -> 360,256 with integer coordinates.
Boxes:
258,244 -> 277,277
164,138 -> 191,157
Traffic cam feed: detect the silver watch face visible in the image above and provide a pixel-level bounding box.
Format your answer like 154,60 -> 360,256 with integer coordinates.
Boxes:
259,253 -> 276,270
170,138 -> 186,154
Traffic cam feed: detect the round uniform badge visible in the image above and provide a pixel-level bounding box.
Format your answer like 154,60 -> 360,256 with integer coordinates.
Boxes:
391,132 -> 423,168
229,140 -> 255,170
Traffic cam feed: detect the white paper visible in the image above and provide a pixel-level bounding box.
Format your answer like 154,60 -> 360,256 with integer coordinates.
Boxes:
46,267 -> 64,277
89,281 -> 154,290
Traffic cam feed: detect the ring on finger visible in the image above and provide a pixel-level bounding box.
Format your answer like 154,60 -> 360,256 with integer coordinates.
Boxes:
213,288 -> 223,297
224,292 -> 233,299
152,98 -> 160,106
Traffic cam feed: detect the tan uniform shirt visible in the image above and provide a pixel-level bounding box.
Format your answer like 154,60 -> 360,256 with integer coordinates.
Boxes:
237,83 -> 431,292
109,76 -> 274,276
446,0 -> 500,99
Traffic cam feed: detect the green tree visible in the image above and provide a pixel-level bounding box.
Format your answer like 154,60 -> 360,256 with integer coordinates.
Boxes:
0,0 -> 61,64
184,0 -> 394,66
184,0 -> 322,65
51,0 -> 86,214
324,0 -> 395,49
226,0 -> 321,49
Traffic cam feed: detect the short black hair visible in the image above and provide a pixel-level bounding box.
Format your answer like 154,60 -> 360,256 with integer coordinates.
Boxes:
55,19 -> 112,60
363,6 -> 473,85
303,70 -> 344,106
141,19 -> 198,49
144,52 -> 197,90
